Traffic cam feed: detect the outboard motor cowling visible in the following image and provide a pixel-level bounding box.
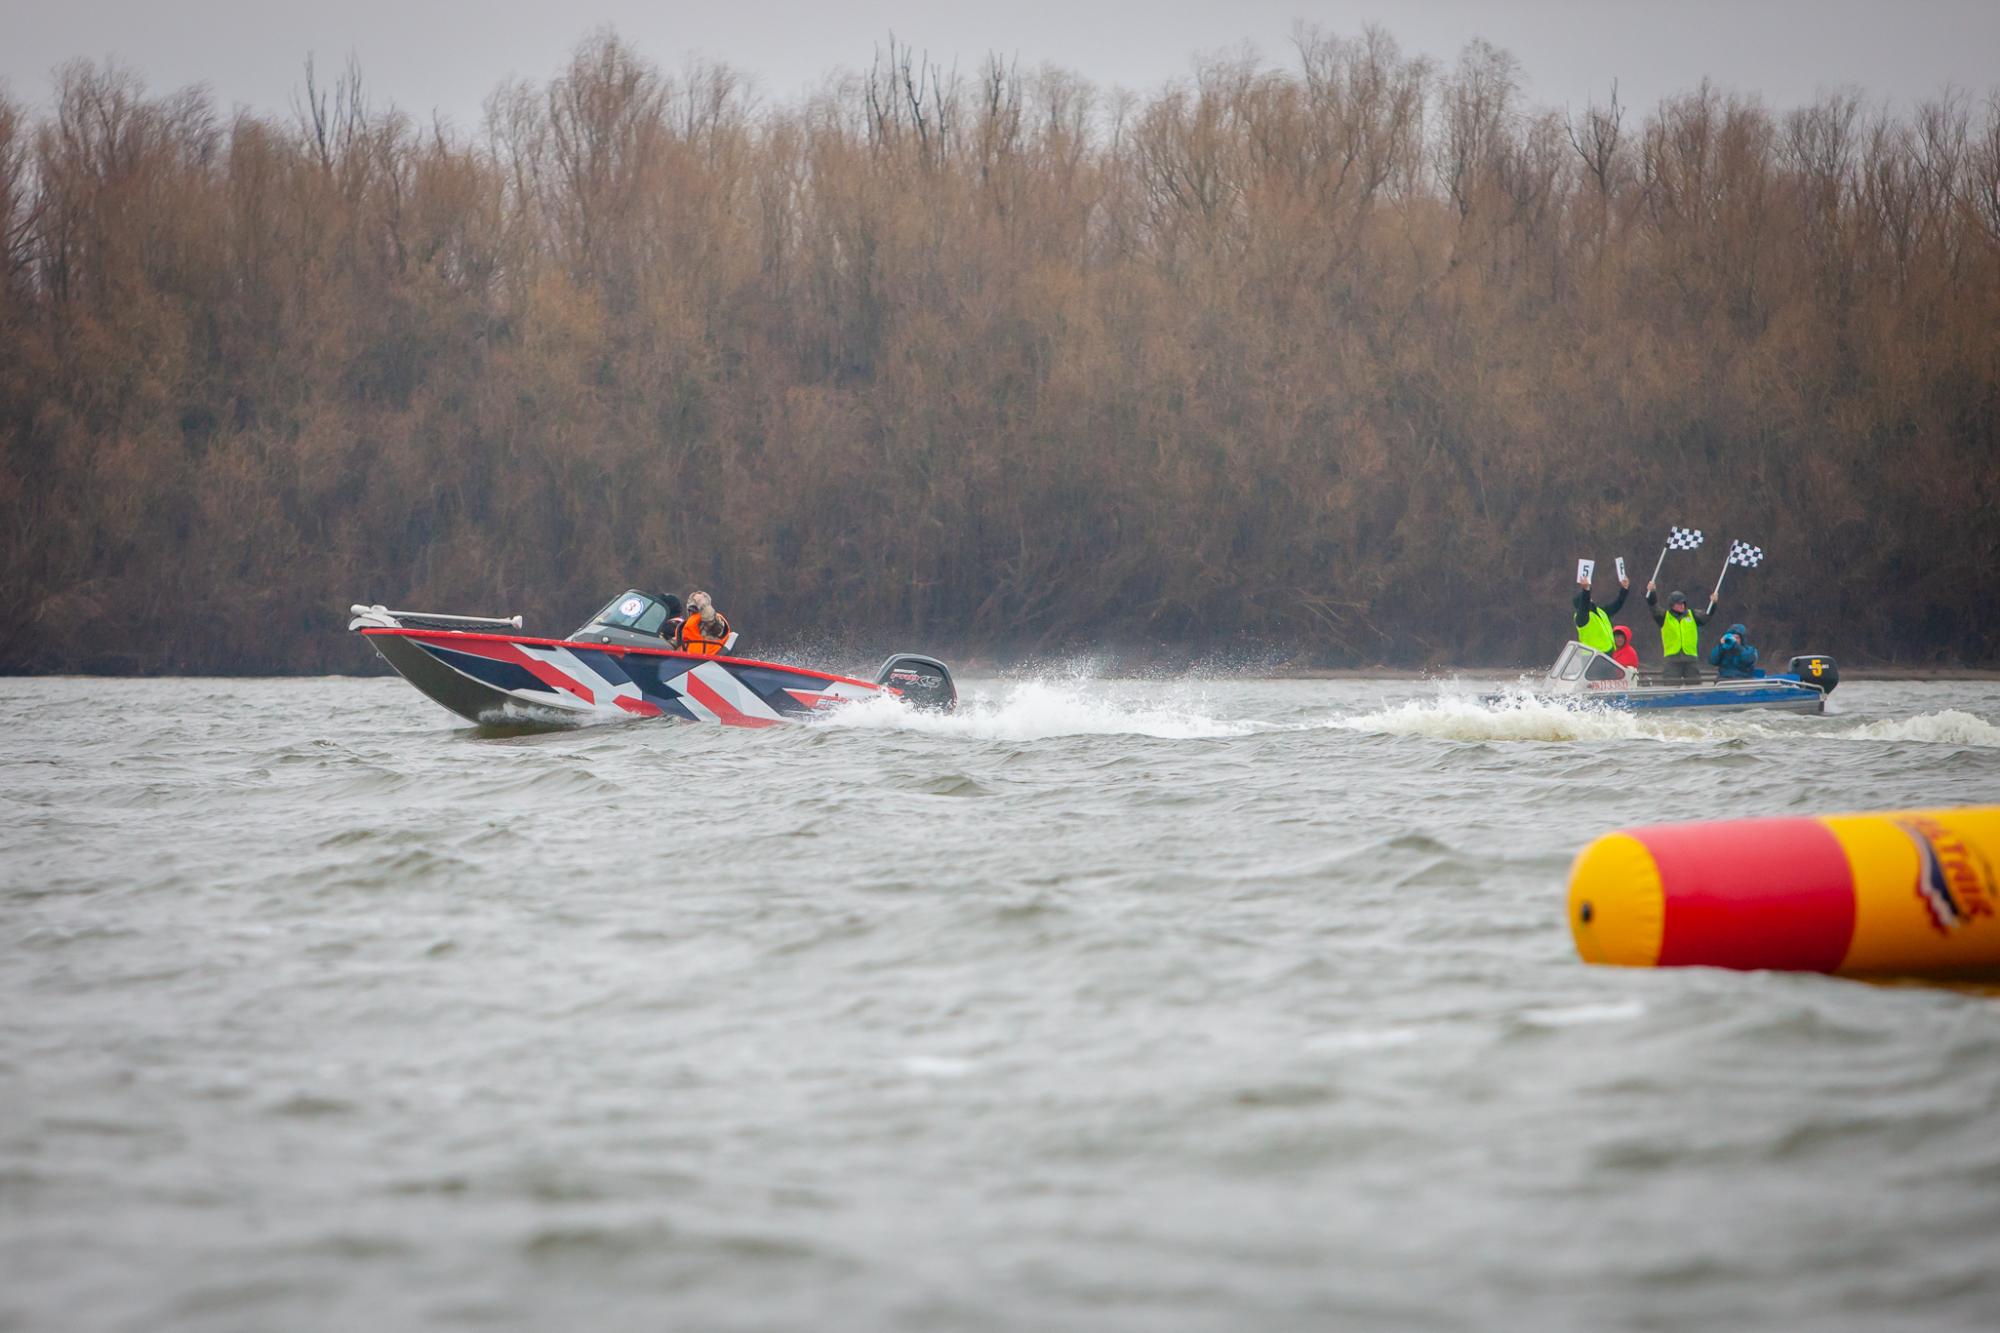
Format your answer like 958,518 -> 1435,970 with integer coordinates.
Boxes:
875,654 -> 957,712
1788,654 -> 1840,694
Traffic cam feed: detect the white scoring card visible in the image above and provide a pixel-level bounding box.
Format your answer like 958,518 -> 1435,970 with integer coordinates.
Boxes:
1615,557 -> 1626,582
1577,558 -> 1595,583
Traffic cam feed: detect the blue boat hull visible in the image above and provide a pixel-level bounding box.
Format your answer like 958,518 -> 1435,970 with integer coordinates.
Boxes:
1602,676 -> 1826,713
1495,643 -> 1835,715
1484,675 -> 1828,714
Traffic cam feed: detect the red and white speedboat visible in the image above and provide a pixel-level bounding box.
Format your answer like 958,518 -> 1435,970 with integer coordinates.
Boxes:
349,590 -> 956,728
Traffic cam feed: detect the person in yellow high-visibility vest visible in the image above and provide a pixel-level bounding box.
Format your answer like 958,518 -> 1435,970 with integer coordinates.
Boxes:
1645,582 -> 1715,682
1571,570 -> 1629,654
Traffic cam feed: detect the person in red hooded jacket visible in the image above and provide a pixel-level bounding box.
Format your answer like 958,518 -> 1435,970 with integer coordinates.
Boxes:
1610,625 -> 1640,670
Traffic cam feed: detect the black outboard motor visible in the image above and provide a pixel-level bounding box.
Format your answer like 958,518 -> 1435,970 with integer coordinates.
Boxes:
875,654 -> 957,712
1788,654 -> 1840,695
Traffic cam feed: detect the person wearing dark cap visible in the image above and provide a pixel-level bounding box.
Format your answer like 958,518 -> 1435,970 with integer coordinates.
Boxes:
1645,581 -> 1715,682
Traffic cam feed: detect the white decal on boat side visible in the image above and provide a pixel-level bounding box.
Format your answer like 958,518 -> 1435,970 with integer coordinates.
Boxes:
691,663 -> 785,721
662,670 -> 720,722
514,643 -> 637,713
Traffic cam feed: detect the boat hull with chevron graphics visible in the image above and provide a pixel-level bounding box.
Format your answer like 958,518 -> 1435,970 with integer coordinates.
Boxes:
348,595 -> 954,727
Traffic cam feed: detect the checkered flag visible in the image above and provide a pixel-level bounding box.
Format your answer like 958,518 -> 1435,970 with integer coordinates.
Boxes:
1649,525 -> 1704,586
1710,539 -> 1764,603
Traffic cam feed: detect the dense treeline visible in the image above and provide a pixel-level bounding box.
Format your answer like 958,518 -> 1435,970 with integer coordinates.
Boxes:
2,29 -> 1998,673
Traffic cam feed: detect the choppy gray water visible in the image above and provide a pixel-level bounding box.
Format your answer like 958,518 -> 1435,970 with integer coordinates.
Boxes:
4,673 -> 2000,1332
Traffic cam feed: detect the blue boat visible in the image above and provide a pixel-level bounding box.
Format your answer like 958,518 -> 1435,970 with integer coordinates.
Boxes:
1493,642 -> 1841,715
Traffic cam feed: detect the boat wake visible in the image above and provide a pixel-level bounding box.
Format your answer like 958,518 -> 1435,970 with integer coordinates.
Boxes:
1337,690 -> 1689,743
813,677 -> 1264,742
1339,689 -> 2000,747
1835,709 -> 2000,747
443,666 -> 1997,749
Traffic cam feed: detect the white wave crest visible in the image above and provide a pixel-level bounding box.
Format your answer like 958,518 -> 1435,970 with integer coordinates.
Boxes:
813,678 -> 1261,741
1336,690 -> 1698,743
1835,710 -> 2000,747
1517,1001 -> 1647,1028
475,700 -> 592,729
1339,690 -> 2000,747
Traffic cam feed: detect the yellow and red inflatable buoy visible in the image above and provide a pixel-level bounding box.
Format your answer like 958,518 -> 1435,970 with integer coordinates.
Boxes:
1569,806 -> 2000,977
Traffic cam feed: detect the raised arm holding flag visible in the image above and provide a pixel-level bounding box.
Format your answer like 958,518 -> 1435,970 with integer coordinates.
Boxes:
1643,525 -> 1713,682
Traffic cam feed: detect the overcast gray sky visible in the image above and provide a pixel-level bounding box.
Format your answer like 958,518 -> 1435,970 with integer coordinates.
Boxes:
5,1 -> 1997,130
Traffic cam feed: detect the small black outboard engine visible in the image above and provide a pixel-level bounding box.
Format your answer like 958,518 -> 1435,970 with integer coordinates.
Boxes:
875,654 -> 957,712
1788,654 -> 1840,695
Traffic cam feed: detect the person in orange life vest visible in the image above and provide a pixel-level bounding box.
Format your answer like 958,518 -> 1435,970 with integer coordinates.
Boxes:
677,590 -> 732,656
1610,625 -> 1640,670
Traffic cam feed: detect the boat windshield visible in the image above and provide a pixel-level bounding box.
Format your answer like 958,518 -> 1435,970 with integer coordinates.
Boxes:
586,590 -> 673,636
1582,653 -> 1628,683
1547,641 -> 1631,688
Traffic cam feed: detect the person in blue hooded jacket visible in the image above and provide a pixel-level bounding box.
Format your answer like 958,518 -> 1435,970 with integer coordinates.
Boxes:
1709,624 -> 1764,679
